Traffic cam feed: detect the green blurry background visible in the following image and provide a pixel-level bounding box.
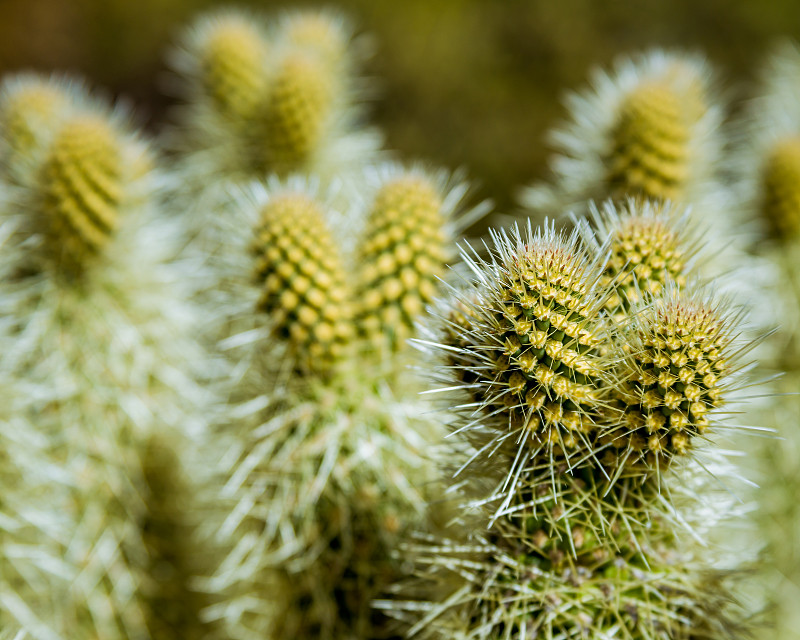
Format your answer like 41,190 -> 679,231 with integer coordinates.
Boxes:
1,0 -> 799,210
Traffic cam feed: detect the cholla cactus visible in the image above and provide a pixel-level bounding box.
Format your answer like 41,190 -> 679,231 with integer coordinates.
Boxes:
0,74 -> 73,182
165,6 -> 380,191
255,50 -> 335,174
521,50 -> 723,218
729,39 -> 800,640
200,167 -> 487,639
252,190 -> 354,373
356,165 -> 488,350
586,199 -> 694,321
604,287 -> 741,470
385,213 -> 759,639
0,74 -> 215,639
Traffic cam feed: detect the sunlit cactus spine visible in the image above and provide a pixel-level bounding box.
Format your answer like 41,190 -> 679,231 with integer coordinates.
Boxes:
520,50 -> 723,217
0,74 -> 216,639
385,215 -> 759,639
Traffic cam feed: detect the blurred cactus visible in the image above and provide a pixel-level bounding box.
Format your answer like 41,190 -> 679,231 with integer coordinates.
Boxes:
0,73 -> 215,639
607,82 -> 690,201
166,6 -> 379,188
521,51 -> 722,218
39,115 -> 123,275
761,137 -> 800,238
253,191 -> 354,374
0,74 -> 71,178
198,13 -> 269,126
256,51 -> 334,174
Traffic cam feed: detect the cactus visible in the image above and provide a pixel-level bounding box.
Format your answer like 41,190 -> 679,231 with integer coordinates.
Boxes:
386,216 -> 758,639
0,74 -> 71,180
760,137 -> 800,239
603,287 -> 740,470
520,51 -> 722,218
199,172 -> 484,638
252,190 -> 354,374
586,199 -> 694,321
0,76 -> 215,639
166,7 -> 379,191
280,9 -> 350,72
38,115 -> 123,276
198,14 -> 270,126
257,51 -> 335,175
606,81 -> 690,202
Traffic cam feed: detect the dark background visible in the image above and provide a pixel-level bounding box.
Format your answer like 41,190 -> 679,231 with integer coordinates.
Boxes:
2,0 -> 799,211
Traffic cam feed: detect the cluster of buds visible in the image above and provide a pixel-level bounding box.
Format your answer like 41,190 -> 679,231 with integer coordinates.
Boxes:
388,196 -> 755,638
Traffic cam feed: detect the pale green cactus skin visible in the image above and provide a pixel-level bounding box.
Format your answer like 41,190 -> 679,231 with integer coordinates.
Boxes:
386,213 -> 757,640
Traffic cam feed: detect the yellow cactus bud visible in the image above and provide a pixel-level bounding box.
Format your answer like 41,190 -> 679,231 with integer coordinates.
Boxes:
607,81 -> 691,202
761,137 -> 800,238
357,173 -> 449,348
442,222 -> 608,461
258,52 -> 333,173
39,115 -> 123,275
200,16 -> 269,124
609,288 -> 735,468
590,200 -> 691,320
252,193 -> 353,373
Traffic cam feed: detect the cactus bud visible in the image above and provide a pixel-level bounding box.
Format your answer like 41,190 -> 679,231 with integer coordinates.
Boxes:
607,81 -> 691,202
199,15 -> 269,124
438,222 -> 610,487
589,199 -> 692,320
252,192 -> 353,373
760,136 -> 800,239
0,75 -> 70,175
357,171 -> 450,348
258,52 -> 334,174
38,114 -> 123,275
607,288 -> 739,469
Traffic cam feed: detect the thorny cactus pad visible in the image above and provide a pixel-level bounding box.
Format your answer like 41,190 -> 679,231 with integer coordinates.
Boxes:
39,114 -> 122,275
760,136 -> 800,238
253,191 -> 353,373
605,288 -> 741,469
258,52 -> 333,173
358,172 -> 448,348
199,14 -> 269,124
